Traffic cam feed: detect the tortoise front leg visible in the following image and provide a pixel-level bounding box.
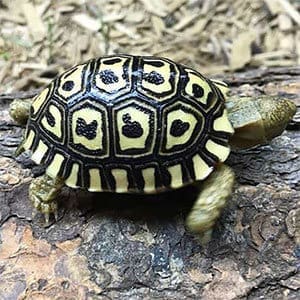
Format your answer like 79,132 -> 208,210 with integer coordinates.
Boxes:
29,174 -> 65,223
186,164 -> 235,244
9,98 -> 33,125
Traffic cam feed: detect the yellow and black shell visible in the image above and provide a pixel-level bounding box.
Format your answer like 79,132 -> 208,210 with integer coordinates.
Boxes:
22,55 -> 234,193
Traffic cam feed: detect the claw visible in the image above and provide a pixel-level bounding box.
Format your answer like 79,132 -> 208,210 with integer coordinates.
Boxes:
29,174 -> 63,224
197,229 -> 213,245
44,212 -> 50,225
31,209 -> 37,219
54,210 -> 58,222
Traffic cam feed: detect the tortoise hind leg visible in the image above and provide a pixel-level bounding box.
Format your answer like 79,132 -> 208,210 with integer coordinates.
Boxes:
10,98 -> 33,156
29,174 -> 65,223
186,164 -> 235,244
9,98 -> 33,125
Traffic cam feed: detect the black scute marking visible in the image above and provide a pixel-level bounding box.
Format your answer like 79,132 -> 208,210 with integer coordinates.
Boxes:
146,60 -> 164,67
62,80 -> 74,91
76,118 -> 98,140
170,119 -> 190,137
45,110 -> 55,127
103,58 -> 122,65
143,71 -> 165,85
207,91 -> 215,105
122,113 -> 143,138
192,83 -> 204,98
99,69 -> 119,85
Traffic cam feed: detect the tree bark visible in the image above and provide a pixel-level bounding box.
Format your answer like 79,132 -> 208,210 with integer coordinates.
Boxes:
0,67 -> 299,300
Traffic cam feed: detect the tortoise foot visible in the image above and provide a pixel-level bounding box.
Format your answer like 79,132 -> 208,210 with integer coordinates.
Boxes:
31,194 -> 58,224
29,174 -> 64,223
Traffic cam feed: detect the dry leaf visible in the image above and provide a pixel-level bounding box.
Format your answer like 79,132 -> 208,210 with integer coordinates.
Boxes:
21,1 -> 46,42
264,0 -> 282,15
72,13 -> 101,32
278,0 -> 300,26
278,13 -> 293,31
230,31 -> 256,70
139,0 -> 168,17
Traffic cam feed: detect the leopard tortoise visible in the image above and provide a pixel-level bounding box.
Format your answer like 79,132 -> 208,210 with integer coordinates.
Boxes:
10,55 -> 296,242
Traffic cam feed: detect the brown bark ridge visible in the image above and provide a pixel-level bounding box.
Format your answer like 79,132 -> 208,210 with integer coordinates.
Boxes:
0,67 -> 299,300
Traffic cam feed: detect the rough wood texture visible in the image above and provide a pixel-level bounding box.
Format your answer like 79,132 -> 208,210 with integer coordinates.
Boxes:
0,67 -> 299,299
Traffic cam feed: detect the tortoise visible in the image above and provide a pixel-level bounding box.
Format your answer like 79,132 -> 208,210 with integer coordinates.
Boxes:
10,55 -> 296,242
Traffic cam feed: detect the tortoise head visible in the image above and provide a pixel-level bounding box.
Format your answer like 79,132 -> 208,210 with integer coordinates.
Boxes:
225,95 -> 296,149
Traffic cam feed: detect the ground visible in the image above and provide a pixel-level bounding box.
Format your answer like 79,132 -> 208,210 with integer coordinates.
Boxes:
0,1 -> 299,299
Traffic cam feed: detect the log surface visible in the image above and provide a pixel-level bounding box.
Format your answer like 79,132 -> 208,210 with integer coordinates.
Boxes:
0,67 -> 299,300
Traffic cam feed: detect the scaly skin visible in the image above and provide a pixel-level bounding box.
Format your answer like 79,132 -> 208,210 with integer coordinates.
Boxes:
9,98 -> 32,125
186,164 -> 235,244
10,98 -> 33,156
225,95 -> 296,149
29,174 -> 65,223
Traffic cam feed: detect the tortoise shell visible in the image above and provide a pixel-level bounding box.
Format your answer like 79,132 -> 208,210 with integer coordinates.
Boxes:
22,55 -> 234,193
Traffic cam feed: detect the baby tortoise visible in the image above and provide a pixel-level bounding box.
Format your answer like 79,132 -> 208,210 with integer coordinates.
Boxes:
10,55 -> 296,242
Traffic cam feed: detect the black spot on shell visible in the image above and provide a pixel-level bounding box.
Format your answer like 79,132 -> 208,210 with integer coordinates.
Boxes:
99,70 -> 119,85
143,71 -> 165,85
75,117 -> 98,140
62,80 -> 74,91
45,110 -> 55,127
170,119 -> 190,137
192,83 -> 204,98
122,113 -> 143,138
